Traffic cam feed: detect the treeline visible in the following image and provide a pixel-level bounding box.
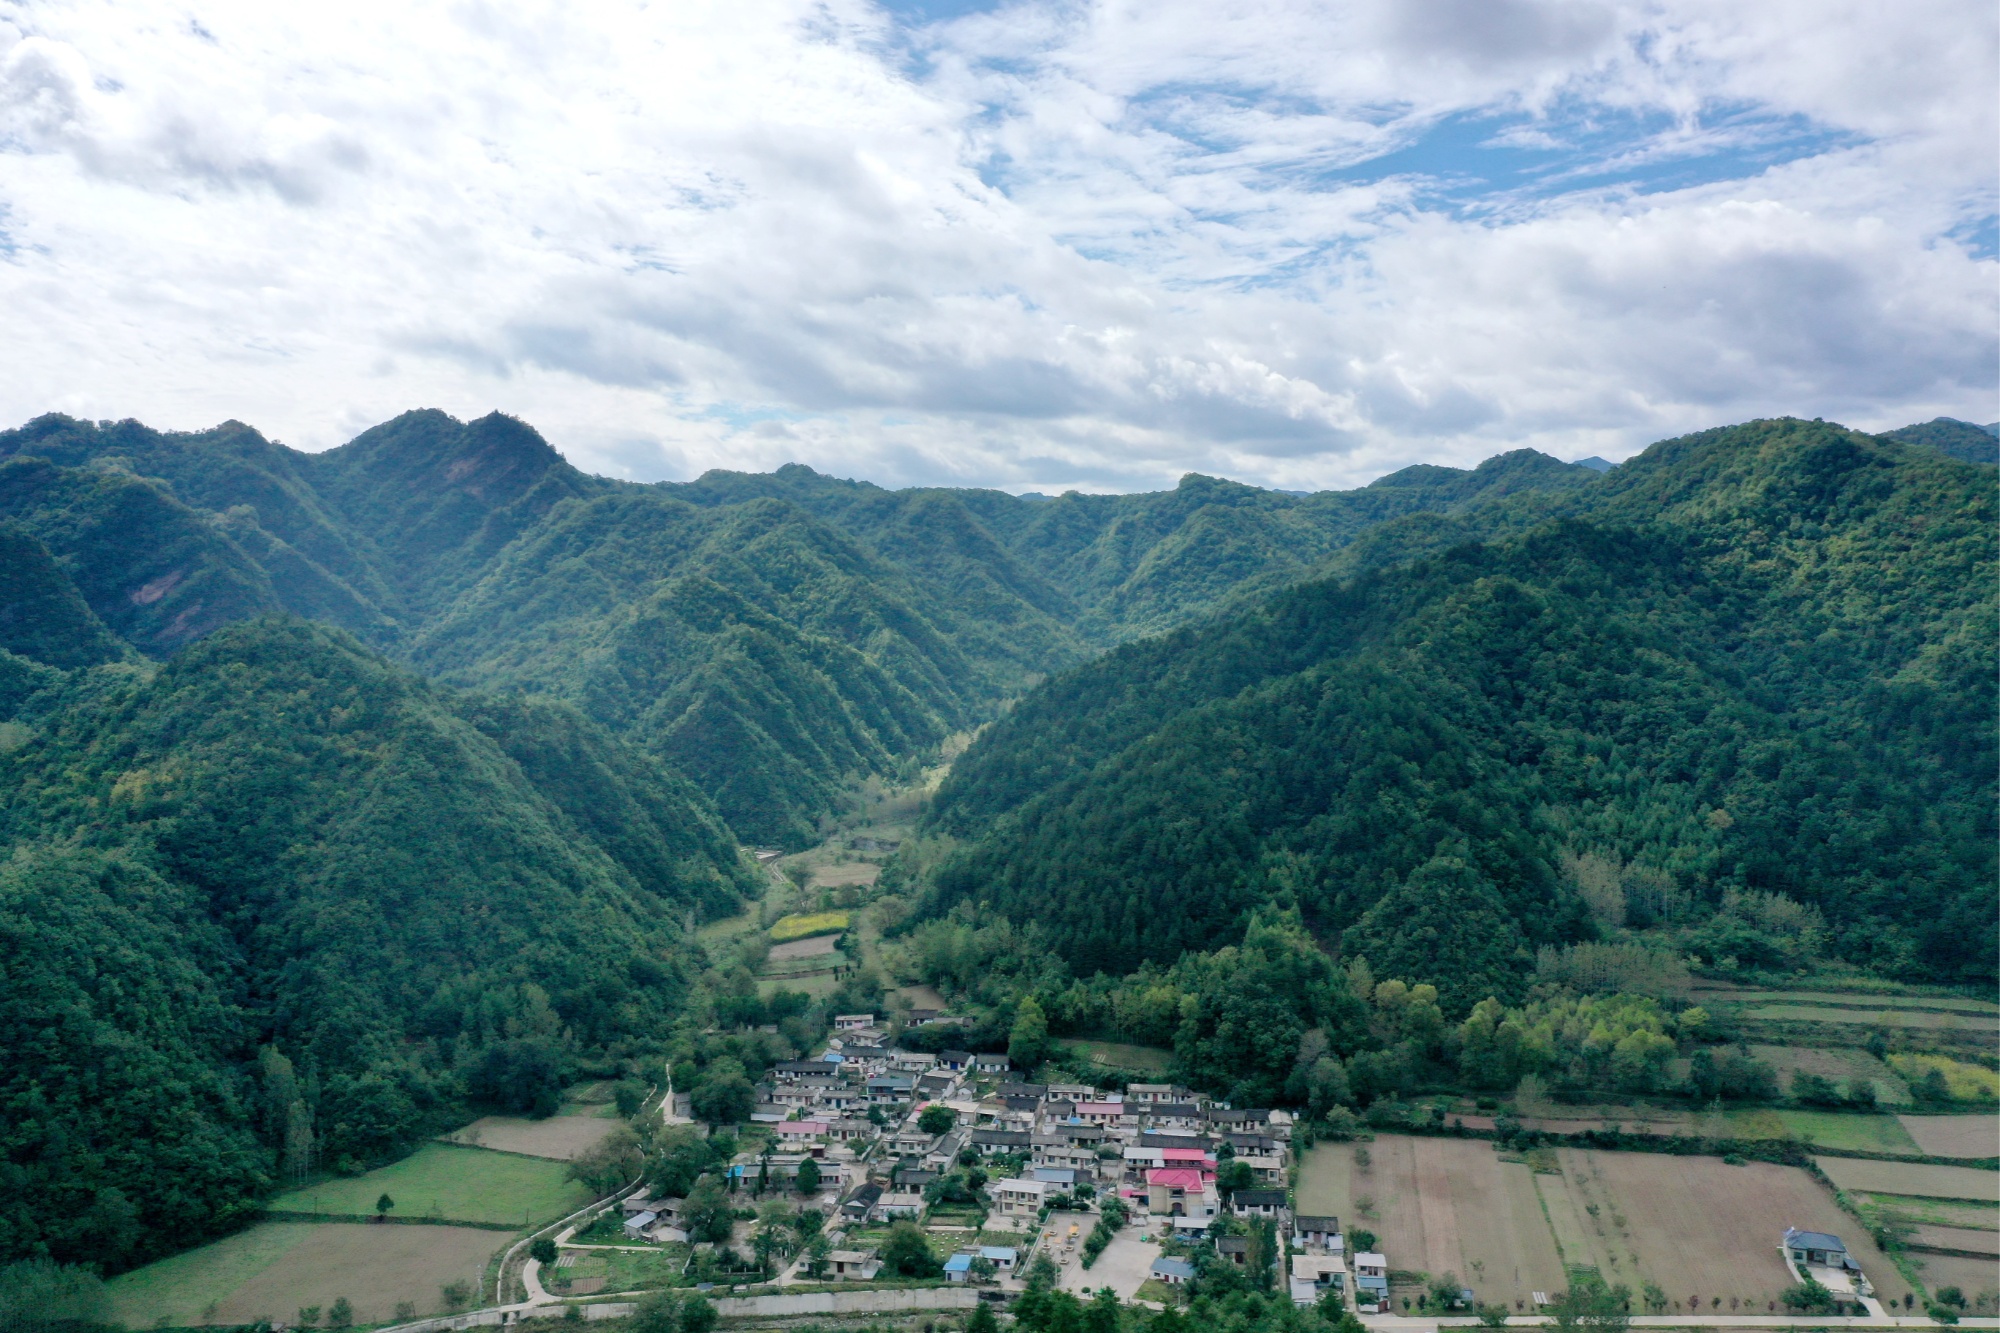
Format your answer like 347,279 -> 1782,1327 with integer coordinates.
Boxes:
898,904 -> 1972,1114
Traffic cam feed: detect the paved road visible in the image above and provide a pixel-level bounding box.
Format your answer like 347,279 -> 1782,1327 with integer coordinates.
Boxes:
1059,1229 -> 1158,1300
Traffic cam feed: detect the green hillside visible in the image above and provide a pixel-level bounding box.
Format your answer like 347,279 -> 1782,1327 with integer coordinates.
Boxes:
0,411 -> 1602,844
0,619 -> 754,1271
917,420 -> 1996,991
1884,417 -> 1999,465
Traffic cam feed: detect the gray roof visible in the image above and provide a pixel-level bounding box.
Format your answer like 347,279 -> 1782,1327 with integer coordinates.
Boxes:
1152,1257 -> 1196,1279
1784,1228 -> 1847,1251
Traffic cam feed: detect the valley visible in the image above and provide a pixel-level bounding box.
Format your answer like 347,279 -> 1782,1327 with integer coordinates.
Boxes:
0,410 -> 1992,1331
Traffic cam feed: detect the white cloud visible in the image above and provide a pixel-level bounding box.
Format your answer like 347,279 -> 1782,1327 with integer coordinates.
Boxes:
0,0 -> 1991,494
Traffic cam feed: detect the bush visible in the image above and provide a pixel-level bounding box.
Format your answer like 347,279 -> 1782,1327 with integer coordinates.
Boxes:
1780,1278 -> 1836,1314
882,1221 -> 942,1278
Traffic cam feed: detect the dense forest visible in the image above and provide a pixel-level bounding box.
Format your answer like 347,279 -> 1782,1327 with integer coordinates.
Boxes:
915,419 -> 1996,989
0,411 -> 1600,845
0,407 -> 1991,1277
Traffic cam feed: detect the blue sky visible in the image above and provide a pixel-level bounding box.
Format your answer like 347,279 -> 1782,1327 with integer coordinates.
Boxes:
0,0 -> 1993,492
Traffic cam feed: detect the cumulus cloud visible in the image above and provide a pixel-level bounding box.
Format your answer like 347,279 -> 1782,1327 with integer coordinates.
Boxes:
0,0 -> 1990,492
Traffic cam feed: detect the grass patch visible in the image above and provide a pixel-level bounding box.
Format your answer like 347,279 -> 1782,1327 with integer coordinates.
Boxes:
770,911 -> 851,943
554,1245 -> 690,1294
1067,1039 -> 1173,1074
1746,1004 -> 1993,1030
106,1222 -> 501,1327
1889,1054 -> 2000,1102
1723,1109 -> 1922,1153
1135,1278 -> 1183,1305
269,1142 -> 590,1227
105,1223 -> 310,1325
1730,991 -> 1998,1014
1857,1193 -> 2000,1232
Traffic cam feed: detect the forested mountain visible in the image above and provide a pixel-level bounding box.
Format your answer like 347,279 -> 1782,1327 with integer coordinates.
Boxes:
916,419 -> 1996,993
0,412 -> 1602,843
1884,416 -> 2000,465
2,404 -> 1992,1277
0,619 -> 754,1270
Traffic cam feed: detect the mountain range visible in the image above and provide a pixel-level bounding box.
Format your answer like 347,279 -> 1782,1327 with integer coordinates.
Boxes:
0,406 -> 1991,1274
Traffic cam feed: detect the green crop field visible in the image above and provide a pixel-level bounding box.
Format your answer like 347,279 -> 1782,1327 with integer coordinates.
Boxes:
1725,1109 -> 1923,1153
1725,992 -> 1999,1014
1746,1004 -> 1996,1031
269,1142 -> 590,1226
770,910 -> 851,942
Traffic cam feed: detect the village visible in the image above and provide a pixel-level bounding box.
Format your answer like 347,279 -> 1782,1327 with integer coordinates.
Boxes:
594,1008 -> 1306,1300
561,1009 -> 1915,1322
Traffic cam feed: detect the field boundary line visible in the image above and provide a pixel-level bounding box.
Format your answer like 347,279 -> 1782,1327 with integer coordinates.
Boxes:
259,1209 -> 522,1232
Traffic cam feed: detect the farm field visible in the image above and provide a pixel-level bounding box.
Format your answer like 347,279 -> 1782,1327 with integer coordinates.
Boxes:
809,861 -> 881,888
1906,1253 -> 2000,1305
1722,1108 -> 1921,1153
892,983 -> 949,1010
770,911 -> 851,943
760,971 -> 841,999
1299,1137 -> 1917,1310
1750,1044 -> 1911,1105
270,1142 -> 591,1225
440,1114 -> 622,1160
1723,992 -> 2000,1014
1890,1055 -> 2000,1101
1068,1039 -> 1174,1073
1909,1225 -> 2000,1257
1745,1004 -> 1996,1031
1861,1193 -> 1998,1230
769,933 -> 842,961
1815,1157 -> 2000,1201
554,1244 -> 689,1294
1298,1136 -> 1567,1309
105,1221 -> 499,1327
1898,1115 -> 2000,1158
1554,1147 -> 1916,1308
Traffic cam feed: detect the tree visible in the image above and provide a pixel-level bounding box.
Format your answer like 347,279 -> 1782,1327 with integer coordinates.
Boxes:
679,1296 -> 718,1333
804,1233 -> 831,1279
1544,1275 -> 1631,1333
1780,1278 -> 1836,1314
568,1124 -> 644,1195
632,1290 -> 685,1333
1216,1159 -> 1256,1197
691,1074 -> 755,1125
683,1179 -> 735,1244
1010,995 -> 1050,1067
919,1103 -> 958,1135
796,1156 -> 822,1195
439,1280 -> 471,1310
968,1302 -> 1001,1333
882,1221 -> 942,1277
374,1192 -> 394,1221
328,1296 -> 355,1329
530,1236 -> 558,1265
0,1259 -> 110,1332
298,1307 -> 323,1328
1085,1286 -> 1122,1333
614,1080 -> 647,1118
